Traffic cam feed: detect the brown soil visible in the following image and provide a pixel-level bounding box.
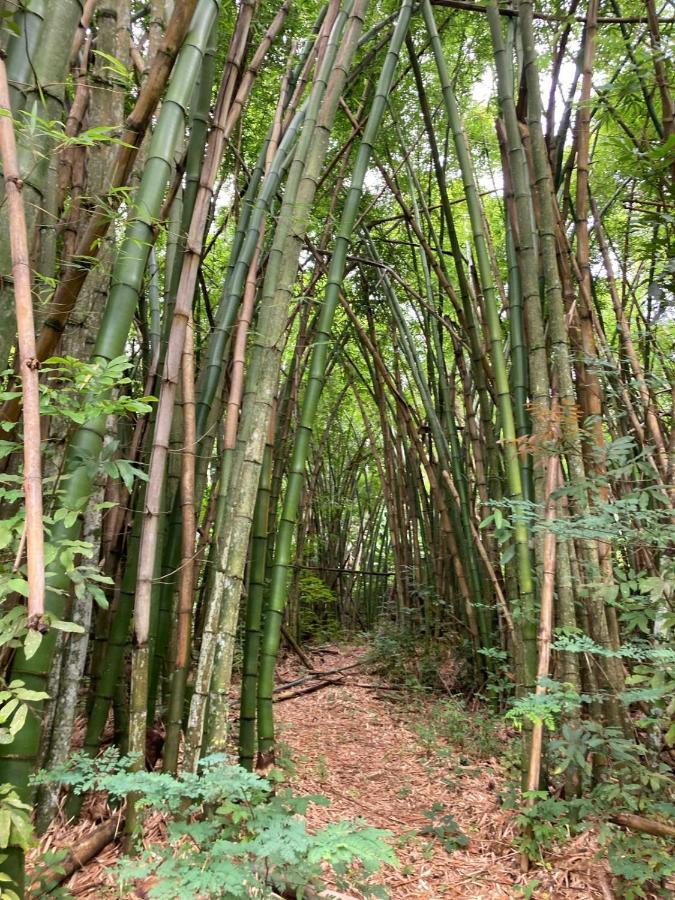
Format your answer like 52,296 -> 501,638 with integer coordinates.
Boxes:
28,643 -> 614,899
272,644 -> 611,900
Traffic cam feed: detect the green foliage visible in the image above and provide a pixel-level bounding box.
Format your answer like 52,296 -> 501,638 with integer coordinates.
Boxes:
0,789 -> 32,898
511,719 -> 675,894
37,750 -> 396,899
0,787 -> 32,852
514,793 -> 583,863
415,696 -> 500,761
371,622 -> 458,690
504,678 -> 586,731
0,357 -> 154,879
0,680 -> 48,746
0,356 -> 151,610
39,355 -> 153,447
298,573 -> 343,643
420,803 -> 469,852
604,830 -> 675,900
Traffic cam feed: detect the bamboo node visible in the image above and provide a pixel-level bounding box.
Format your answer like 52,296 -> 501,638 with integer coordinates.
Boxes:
27,613 -> 48,634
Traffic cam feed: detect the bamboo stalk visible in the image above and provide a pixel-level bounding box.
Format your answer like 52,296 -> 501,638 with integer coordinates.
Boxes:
0,56 -> 45,627
188,0 -> 371,765
0,2 -> 220,848
525,453 -> 560,797
423,0 -> 536,691
130,0 -> 266,769
256,0 -> 415,764
162,314 -> 197,774
0,0 -> 201,414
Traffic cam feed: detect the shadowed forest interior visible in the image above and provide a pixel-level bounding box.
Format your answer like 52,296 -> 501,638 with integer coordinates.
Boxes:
0,0 -> 673,897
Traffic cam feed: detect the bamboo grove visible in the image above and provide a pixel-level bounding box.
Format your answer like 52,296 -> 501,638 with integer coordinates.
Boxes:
0,0 -> 673,895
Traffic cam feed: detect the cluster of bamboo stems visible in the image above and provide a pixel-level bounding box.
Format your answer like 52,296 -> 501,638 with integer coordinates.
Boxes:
0,0 -> 672,893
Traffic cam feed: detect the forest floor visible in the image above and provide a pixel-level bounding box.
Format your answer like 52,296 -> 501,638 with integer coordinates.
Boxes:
30,643 -> 614,899
271,644 -> 611,900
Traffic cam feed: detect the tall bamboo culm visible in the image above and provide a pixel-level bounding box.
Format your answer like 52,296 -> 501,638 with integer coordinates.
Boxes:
256,0 -> 415,765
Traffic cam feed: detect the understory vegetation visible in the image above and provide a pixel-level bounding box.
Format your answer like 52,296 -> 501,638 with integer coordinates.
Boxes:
0,0 -> 673,897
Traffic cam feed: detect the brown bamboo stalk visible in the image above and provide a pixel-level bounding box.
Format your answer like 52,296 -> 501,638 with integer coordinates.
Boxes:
133,0 -> 260,655
224,245 -> 261,451
69,0 -> 97,67
133,1 -> 291,765
0,56 -> 45,627
590,196 -> 669,481
526,452 -> 560,797
572,0 -> 618,591
645,0 -> 675,152
176,314 -> 197,673
58,35 -> 92,215
0,0 -> 200,425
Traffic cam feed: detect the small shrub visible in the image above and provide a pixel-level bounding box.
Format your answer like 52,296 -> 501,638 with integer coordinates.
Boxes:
415,697 -> 501,761
36,749 -> 396,899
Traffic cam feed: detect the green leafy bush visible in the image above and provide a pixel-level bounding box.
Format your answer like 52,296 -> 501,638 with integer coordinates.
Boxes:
298,573 -> 343,643
510,720 -> 675,895
420,803 -> 469,852
415,696 -> 500,761
37,749 -> 396,899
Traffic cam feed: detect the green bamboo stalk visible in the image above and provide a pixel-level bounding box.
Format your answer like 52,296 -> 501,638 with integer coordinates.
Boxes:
238,440 -> 273,770
183,9 -> 343,766
131,0 -> 265,803
195,0 -> 372,762
256,0 -> 414,764
153,5 -> 382,636
402,43 -> 502,515
4,0 -> 45,113
406,44 -> 500,587
0,0 -> 83,373
487,6 -> 551,511
143,0 -> 265,742
422,0 -> 536,693
0,0 -> 219,828
364,230 -> 490,655
515,0 -> 624,721
384,103 -> 493,649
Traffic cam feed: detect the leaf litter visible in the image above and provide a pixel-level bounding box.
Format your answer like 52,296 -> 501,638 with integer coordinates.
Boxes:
27,643 -> 615,899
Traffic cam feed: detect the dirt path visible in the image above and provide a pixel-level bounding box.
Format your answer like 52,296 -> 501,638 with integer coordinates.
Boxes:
275,645 -> 609,899
30,645 -> 611,899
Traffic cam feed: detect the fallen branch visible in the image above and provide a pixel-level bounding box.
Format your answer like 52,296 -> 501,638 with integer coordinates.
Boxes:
610,813 -> 675,840
281,624 -> 316,670
273,678 -> 345,703
276,658 -> 372,692
30,815 -> 123,894
346,681 -> 406,691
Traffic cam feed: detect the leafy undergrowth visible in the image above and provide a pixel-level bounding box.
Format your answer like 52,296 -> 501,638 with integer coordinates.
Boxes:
29,746 -> 394,899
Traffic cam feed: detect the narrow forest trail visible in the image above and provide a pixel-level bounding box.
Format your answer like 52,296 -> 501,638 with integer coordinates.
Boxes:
275,645 -> 610,900
30,644 -> 613,899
